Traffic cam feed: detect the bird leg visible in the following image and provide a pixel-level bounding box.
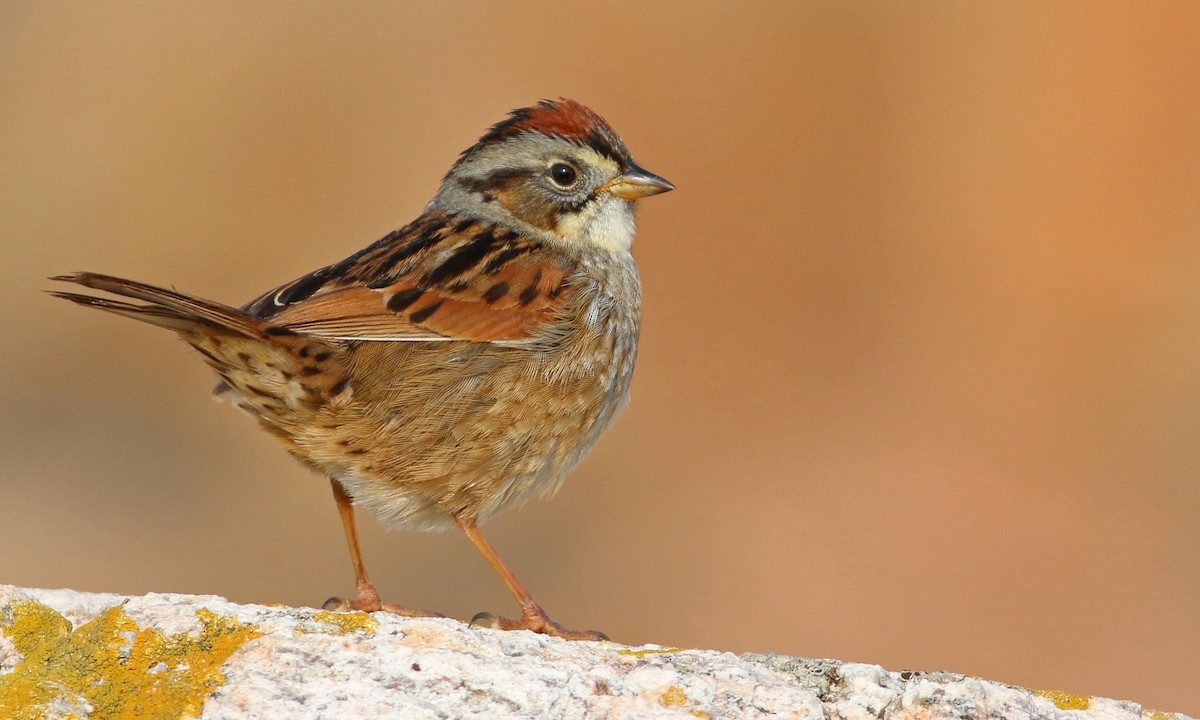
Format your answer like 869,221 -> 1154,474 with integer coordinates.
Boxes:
456,514 -> 608,641
322,477 -> 437,617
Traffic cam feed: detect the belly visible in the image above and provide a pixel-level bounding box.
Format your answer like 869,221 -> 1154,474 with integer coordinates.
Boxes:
284,334 -> 635,532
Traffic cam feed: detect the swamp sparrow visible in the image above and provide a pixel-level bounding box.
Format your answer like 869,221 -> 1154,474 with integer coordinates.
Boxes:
52,99 -> 673,640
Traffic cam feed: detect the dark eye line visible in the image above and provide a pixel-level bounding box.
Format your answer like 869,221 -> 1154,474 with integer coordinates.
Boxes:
458,168 -> 532,195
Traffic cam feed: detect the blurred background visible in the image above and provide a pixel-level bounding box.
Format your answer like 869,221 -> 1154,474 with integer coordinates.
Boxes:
2,1 -> 1198,712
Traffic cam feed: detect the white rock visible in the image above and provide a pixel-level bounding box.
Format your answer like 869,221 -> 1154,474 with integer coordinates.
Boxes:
0,585 -> 1190,720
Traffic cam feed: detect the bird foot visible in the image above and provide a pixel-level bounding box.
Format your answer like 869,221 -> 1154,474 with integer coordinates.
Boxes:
322,588 -> 442,618
469,610 -> 609,641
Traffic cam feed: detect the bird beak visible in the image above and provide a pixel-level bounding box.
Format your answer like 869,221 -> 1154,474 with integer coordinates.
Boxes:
604,162 -> 676,199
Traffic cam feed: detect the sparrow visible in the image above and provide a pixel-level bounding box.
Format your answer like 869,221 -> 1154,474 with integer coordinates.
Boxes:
51,99 -> 673,640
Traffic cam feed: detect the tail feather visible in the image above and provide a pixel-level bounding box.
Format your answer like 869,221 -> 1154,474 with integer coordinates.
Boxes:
50,271 -> 353,414
50,272 -> 263,337
48,290 -> 197,331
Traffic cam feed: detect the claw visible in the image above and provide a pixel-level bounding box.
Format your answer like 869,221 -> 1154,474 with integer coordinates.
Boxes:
322,593 -> 442,618
470,611 -> 501,629
322,596 -> 354,611
468,608 -> 609,641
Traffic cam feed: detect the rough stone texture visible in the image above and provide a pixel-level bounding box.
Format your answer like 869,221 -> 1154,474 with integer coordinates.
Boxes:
0,585 -> 1191,720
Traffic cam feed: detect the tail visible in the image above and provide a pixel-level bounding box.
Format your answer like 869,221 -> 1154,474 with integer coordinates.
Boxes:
49,272 -> 352,412
49,272 -> 266,337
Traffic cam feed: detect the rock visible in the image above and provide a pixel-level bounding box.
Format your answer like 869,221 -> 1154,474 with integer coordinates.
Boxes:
0,585 -> 1191,720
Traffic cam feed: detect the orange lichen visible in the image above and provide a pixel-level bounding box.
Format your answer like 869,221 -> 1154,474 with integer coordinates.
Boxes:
0,598 -> 260,720
293,610 -> 379,637
1143,711 -> 1185,720
659,685 -> 688,707
1035,689 -> 1092,711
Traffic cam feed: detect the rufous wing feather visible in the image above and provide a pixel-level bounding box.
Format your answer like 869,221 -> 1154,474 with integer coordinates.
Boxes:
269,236 -> 577,343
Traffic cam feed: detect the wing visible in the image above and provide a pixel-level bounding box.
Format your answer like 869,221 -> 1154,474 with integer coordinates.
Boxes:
245,212 -> 578,343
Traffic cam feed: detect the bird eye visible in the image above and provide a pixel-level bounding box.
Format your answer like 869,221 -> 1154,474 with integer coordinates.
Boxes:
549,163 -> 578,187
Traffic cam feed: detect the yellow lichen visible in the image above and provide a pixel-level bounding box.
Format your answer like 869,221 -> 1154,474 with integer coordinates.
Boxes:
0,598 -> 261,720
617,646 -> 685,658
659,685 -> 688,707
1035,689 -> 1092,711
691,712 -> 711,718
1144,711 -> 1183,720
293,610 -> 379,637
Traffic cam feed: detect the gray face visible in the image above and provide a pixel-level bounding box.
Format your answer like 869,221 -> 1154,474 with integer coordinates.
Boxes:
433,133 -> 637,252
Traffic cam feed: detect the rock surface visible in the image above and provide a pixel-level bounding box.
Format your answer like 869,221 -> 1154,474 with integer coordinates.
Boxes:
0,585 -> 1190,720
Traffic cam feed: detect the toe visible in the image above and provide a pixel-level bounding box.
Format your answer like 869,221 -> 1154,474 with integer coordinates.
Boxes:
321,592 -> 438,616
543,623 -> 609,642
466,609 -> 608,641
379,602 -> 444,618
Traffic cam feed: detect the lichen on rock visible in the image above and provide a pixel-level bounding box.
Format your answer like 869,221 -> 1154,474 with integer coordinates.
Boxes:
0,595 -> 259,720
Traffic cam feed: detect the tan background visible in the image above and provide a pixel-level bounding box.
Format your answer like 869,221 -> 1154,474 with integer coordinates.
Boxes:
3,1 -> 1198,712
